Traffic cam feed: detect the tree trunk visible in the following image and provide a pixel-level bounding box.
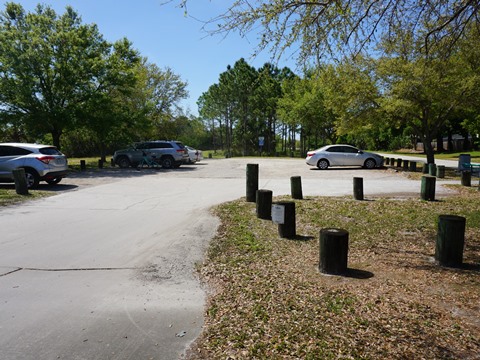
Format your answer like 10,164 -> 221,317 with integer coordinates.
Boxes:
423,136 -> 435,164
436,133 -> 444,153
447,131 -> 453,152
51,130 -> 62,150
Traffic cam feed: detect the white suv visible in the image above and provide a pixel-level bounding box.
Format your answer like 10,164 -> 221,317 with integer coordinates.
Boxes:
0,143 -> 69,188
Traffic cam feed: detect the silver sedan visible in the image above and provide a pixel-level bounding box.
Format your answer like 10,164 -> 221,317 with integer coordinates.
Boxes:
306,144 -> 384,170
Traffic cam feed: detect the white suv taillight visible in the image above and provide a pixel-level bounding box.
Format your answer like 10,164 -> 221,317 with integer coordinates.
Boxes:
36,156 -> 56,164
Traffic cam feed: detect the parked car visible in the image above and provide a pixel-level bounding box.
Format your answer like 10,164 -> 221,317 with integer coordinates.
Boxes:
0,143 -> 69,188
306,144 -> 383,170
113,140 -> 189,169
185,146 -> 203,164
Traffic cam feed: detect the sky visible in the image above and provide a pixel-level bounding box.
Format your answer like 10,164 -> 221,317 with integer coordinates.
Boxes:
5,0 -> 296,115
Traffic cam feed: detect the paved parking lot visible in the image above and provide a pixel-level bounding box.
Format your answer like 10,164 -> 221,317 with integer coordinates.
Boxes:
64,156 -> 458,198
0,157 -> 459,360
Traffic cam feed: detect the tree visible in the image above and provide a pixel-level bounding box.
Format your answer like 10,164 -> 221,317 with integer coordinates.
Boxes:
198,83 -> 229,152
145,63 -> 188,120
0,3 -> 111,148
79,38 -> 142,161
277,73 -> 337,154
376,30 -> 477,163
176,0 -> 480,63
319,58 -> 382,149
456,25 -> 480,148
198,59 -> 259,155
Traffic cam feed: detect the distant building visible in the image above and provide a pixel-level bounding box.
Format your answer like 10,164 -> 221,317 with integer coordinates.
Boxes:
416,134 -> 473,152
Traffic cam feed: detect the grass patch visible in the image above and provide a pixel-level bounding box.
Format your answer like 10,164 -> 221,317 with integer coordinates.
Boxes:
189,190 -> 480,359
68,157 -> 110,171
0,188 -> 52,206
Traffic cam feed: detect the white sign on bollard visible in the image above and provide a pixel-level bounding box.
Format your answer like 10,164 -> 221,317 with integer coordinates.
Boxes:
271,204 -> 285,224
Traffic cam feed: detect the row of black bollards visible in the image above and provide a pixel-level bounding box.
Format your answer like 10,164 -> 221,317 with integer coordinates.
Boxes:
385,157 -> 447,178
78,159 -> 112,171
247,164 -> 361,275
247,163 -> 469,276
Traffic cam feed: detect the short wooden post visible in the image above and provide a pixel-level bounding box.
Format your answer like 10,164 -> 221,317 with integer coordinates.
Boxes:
256,189 -> 272,220
290,176 -> 303,200
428,163 -> 436,176
402,160 -> 409,171
409,161 -> 417,172
273,201 -> 296,238
12,168 -> 29,195
385,157 -> 390,166
421,175 -> 436,201
110,158 -> 115,167
435,215 -> 466,267
80,160 -> 86,171
461,171 -> 471,187
98,159 -> 103,169
436,165 -> 445,178
353,177 -> 364,200
246,163 -> 259,202
319,228 -> 349,275
208,153 -> 212,159
422,163 -> 429,174
396,158 -> 402,167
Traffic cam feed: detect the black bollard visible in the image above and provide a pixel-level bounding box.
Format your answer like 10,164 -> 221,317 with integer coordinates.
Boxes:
421,175 -> 436,201
256,189 -> 272,220
461,171 -> 471,187
12,168 -> 29,195
290,176 -> 303,200
409,161 -> 417,172
246,163 -> 259,202
80,160 -> 86,171
436,165 -> 445,178
402,160 -> 409,171
422,163 -> 429,174
319,228 -> 349,275
272,201 -> 296,238
435,215 -> 466,267
353,177 -> 364,200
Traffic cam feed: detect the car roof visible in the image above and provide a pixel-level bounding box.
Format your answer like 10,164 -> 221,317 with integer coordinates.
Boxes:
318,144 -> 357,150
0,142 -> 56,150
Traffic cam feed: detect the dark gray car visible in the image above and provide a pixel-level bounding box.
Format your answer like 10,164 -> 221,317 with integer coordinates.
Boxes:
113,140 -> 189,169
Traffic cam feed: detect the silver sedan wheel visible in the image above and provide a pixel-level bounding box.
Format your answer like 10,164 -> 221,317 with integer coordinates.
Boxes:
317,159 -> 329,170
364,158 -> 376,169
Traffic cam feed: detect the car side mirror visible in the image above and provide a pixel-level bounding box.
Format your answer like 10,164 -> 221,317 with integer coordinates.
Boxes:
358,150 -> 364,154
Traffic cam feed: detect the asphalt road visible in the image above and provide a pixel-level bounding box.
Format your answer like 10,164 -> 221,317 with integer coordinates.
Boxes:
0,157 -> 459,359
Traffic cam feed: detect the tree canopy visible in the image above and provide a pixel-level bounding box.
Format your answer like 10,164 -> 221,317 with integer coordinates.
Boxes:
177,0 -> 480,62
0,2 -> 190,154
